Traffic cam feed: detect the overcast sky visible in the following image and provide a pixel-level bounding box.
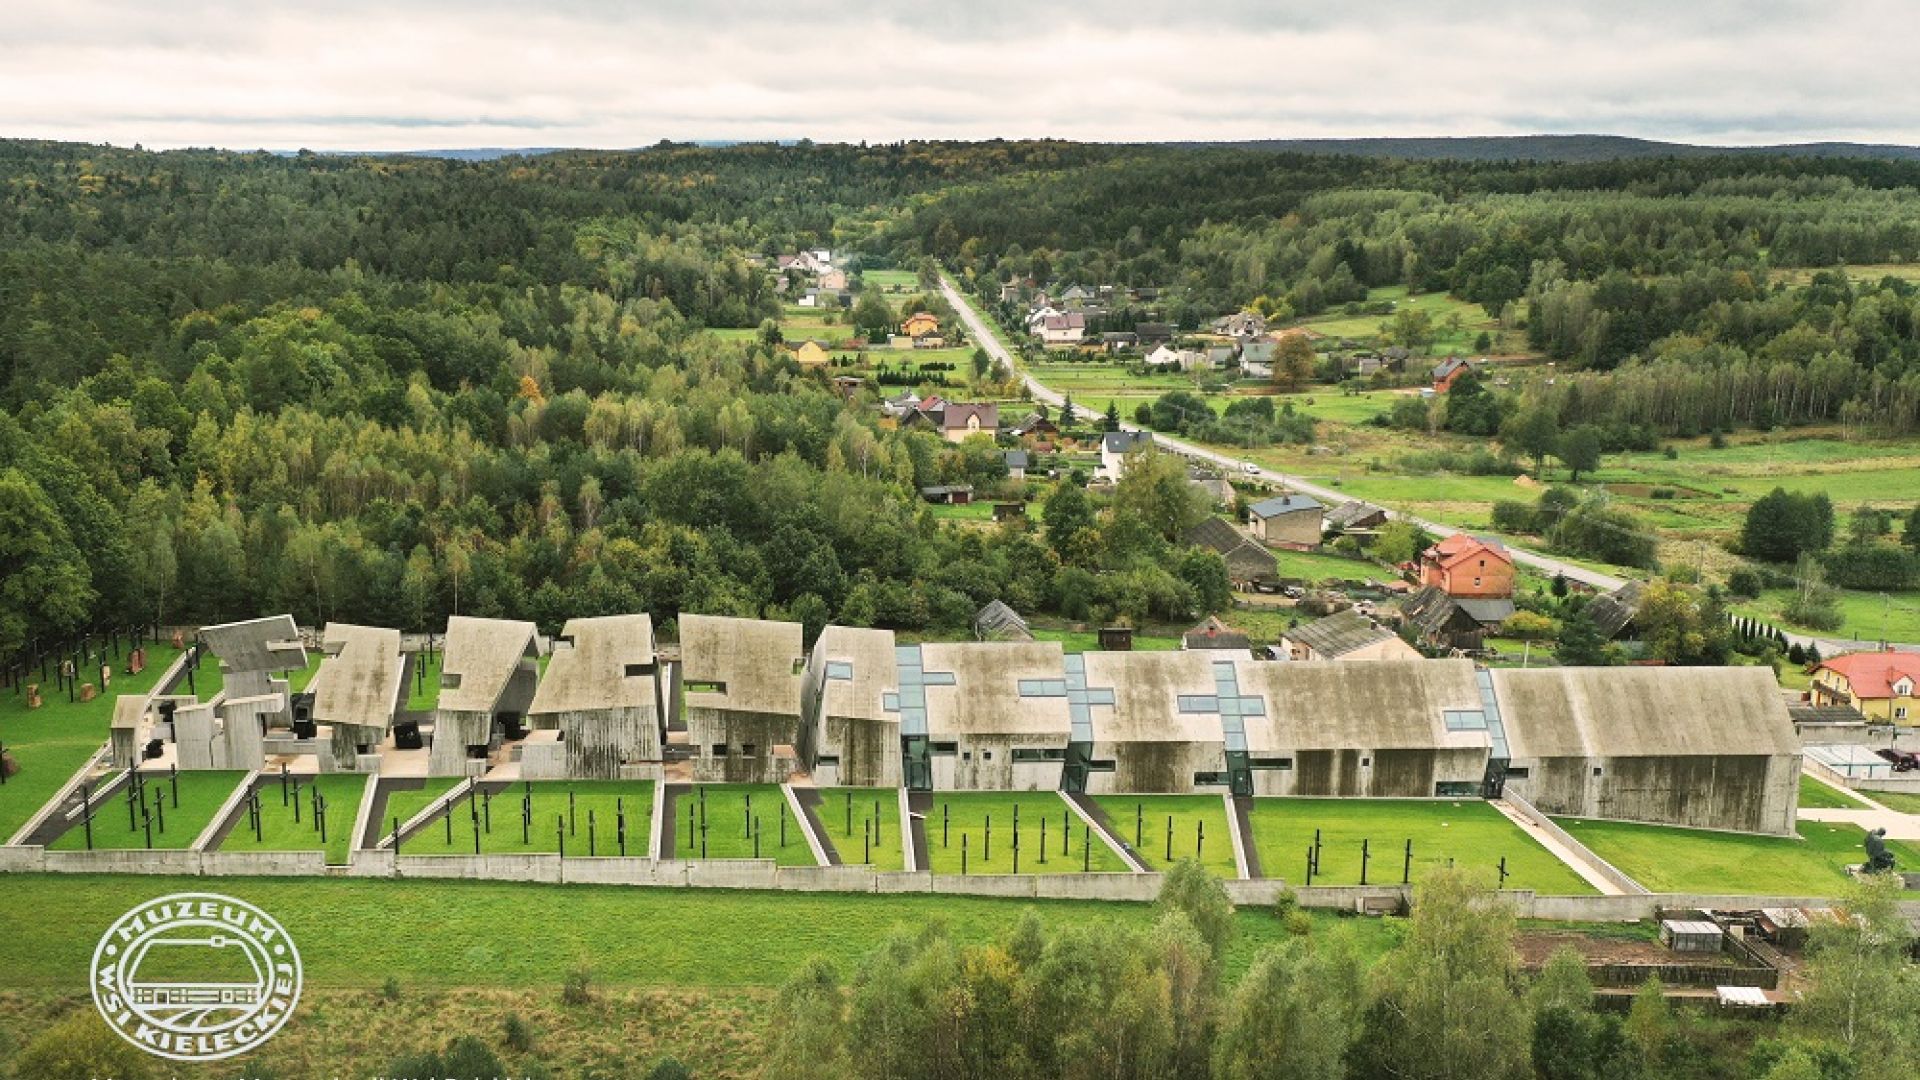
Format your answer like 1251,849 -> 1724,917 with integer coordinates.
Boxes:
3,1 -> 1908,150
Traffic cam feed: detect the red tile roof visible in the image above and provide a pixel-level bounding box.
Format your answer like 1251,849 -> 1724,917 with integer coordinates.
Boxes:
1422,533 -> 1512,570
1817,650 -> 1920,699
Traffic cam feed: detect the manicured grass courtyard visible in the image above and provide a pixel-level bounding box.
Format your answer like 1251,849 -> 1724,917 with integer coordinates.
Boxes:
404,780 -> 655,857
217,773 -> 369,864
0,873 -> 1394,991
1797,775 -> 1868,810
1247,798 -> 1595,894
818,787 -> 906,871
923,792 -> 1129,875
380,777 -> 466,841
404,649 -> 443,711
1555,817 -> 1920,896
48,769 -> 246,851
671,784 -> 818,866
1093,794 -> 1239,877
1867,789 -> 1920,815
0,641 -> 188,841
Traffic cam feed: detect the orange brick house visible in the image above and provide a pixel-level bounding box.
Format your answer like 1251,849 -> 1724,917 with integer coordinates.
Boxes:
901,312 -> 941,339
1418,534 -> 1514,598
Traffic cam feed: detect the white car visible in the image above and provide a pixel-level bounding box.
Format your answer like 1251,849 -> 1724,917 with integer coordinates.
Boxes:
1241,461 -> 1260,475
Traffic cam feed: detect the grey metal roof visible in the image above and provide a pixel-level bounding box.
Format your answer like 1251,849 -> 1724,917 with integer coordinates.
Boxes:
1283,609 -> 1398,659
973,600 -> 1032,641
1325,500 -> 1389,529
1103,430 -> 1153,455
1249,493 -> 1324,518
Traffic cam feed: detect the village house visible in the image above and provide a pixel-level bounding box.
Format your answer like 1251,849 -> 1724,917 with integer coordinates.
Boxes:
1187,517 -> 1279,591
1324,500 -> 1391,536
680,613 -> 808,784
1279,609 -> 1421,662
1135,321 -> 1174,344
1432,356 -> 1474,393
901,311 -> 941,339
1099,429 -> 1153,480
523,614 -> 662,780
1213,311 -> 1268,340
1247,493 -> 1325,549
1419,534 -> 1515,598
936,401 -> 998,443
1038,312 -> 1088,346
1811,649 -> 1920,724
1101,331 -> 1139,353
1025,305 -> 1062,330
1182,615 -> 1252,653
1400,586 -> 1513,652
1008,411 -> 1060,445
1003,449 -> 1030,480
1144,343 -> 1183,368
791,339 -> 831,367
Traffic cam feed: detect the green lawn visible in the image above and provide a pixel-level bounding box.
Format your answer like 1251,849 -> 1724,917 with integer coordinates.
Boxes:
1272,547 -> 1390,583
1299,286 -> 1514,355
1798,775 -> 1868,810
672,784 -> 817,866
381,776 -> 466,840
1248,798 -> 1595,894
1556,817 -> 1920,896
1094,794 -> 1239,877
1738,587 -> 1920,647
404,649 -> 443,711
818,787 -> 906,871
401,780 -> 654,857
217,773 -> 368,864
48,769 -> 246,850
1867,789 -> 1920,814
923,792 -> 1129,875
0,874 -> 1394,991
861,269 -> 920,292
0,640 -> 189,842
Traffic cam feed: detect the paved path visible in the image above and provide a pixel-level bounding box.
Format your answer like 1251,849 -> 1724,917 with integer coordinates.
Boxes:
943,274 -> 1916,654
1488,797 -> 1634,896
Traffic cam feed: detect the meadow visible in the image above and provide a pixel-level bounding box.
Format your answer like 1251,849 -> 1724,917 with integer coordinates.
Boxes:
1555,817 -> 1920,896
1092,794 -> 1238,877
47,770 -> 246,851
403,780 -> 655,857
1246,797 -> 1595,894
670,784 -> 818,866
1298,286 -> 1517,356
0,640 -> 187,841
921,792 -> 1129,875
216,772 -> 370,864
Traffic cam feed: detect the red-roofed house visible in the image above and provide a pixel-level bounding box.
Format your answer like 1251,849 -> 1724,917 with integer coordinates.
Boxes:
1811,649 -> 1920,724
1418,534 -> 1514,599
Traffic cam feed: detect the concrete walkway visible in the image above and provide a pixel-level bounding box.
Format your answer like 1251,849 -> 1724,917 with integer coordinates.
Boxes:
1489,798 -> 1633,896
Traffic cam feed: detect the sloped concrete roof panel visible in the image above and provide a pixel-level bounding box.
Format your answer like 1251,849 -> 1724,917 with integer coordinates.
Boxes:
681,613 -> 805,716
1493,666 -> 1800,759
311,623 -> 404,732
529,614 -> 656,715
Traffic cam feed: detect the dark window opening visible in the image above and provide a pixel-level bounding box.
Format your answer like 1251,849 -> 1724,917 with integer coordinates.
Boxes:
815,754 -> 840,766
1087,759 -> 1116,772
930,741 -> 959,755
1250,757 -> 1292,770
625,663 -> 656,677
1012,748 -> 1067,763
711,744 -> 730,757
1505,766 -> 1530,779
687,680 -> 726,694
741,743 -> 757,757
1193,771 -> 1229,786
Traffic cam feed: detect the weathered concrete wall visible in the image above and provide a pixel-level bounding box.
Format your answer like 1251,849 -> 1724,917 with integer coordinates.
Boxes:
820,716 -> 902,788
686,706 -> 801,783
428,708 -> 492,776
202,850 -> 328,876
555,704 -> 662,778
933,734 -> 1068,791
1253,746 -> 1483,798
1507,753 -> 1797,835
1086,740 -> 1226,795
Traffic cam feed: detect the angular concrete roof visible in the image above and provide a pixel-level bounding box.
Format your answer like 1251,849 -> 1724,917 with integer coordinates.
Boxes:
310,623 -> 404,732
812,625 -> 900,723
438,615 -> 539,714
680,613 -> 805,717
111,693 -> 150,731
1237,658 -> 1484,752
919,640 -> 1072,738
528,614 -> 656,716
1081,650 -> 1227,745
1493,666 -> 1800,759
200,615 -> 306,674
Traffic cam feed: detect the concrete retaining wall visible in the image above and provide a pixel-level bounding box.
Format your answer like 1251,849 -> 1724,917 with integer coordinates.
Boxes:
1502,790 -> 1650,894
10,845 -> 1919,919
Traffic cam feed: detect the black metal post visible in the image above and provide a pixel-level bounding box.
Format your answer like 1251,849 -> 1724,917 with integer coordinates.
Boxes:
1360,839 -> 1370,886
1305,845 -> 1314,886
589,810 -> 597,857
558,815 -> 565,858
569,790 -> 577,836
985,814 -> 991,862
1165,816 -> 1172,862
393,816 -> 402,854
1082,826 -> 1090,871
962,833 -> 968,876
1196,820 -> 1204,859
1136,803 -> 1142,847
942,803 -> 948,846
1040,817 -> 1048,864
170,765 -> 179,808
1403,840 -> 1413,885
155,792 -> 165,834
845,791 -> 852,835
1498,856 -> 1508,888
81,782 -> 92,849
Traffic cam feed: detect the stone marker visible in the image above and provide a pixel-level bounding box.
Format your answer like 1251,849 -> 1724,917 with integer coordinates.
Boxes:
79,682 -> 97,703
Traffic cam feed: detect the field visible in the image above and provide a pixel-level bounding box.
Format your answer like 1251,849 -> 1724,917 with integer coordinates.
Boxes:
817,787 -> 906,871
0,641 -> 188,841
1299,286 -> 1518,356
1797,775 -> 1868,809
1868,789 -> 1920,814
1556,817 -> 1920,895
1272,547 -> 1392,583
216,773 -> 369,864
404,649 -> 443,711
922,792 -> 1129,875
1092,794 -> 1239,877
1247,798 -> 1596,894
1738,586 -> 1920,648
47,770 -> 246,850
862,268 -> 921,293
670,784 -> 817,866
382,777 -> 466,840
402,780 -> 655,857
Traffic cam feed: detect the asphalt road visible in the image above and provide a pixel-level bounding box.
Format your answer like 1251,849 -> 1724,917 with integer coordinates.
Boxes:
940,275 -> 1912,656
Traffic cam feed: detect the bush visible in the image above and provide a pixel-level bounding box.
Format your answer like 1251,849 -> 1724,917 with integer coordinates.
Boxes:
8,1012 -> 155,1080
505,1012 -> 536,1053
563,966 -> 594,1005
1726,567 -> 1763,599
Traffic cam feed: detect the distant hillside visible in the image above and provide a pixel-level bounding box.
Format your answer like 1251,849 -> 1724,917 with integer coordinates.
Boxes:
1195,134 -> 1920,163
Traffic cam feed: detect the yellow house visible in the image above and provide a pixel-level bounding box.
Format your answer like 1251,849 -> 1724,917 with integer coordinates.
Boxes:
1811,650 -> 1920,724
901,312 -> 940,338
792,340 -> 831,367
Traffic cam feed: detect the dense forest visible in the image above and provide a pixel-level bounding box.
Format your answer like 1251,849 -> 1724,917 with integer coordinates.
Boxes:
8,138 -> 1920,665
